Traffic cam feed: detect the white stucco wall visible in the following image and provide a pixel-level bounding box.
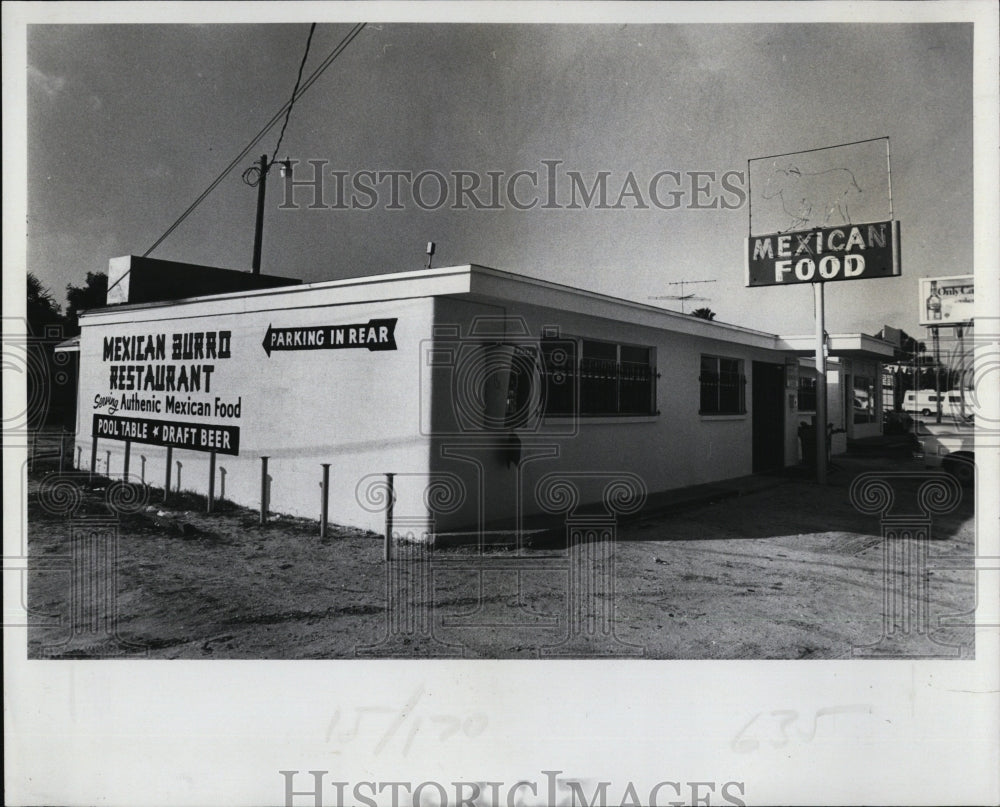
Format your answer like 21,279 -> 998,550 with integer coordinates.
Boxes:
75,294 -> 437,533
429,297 -> 800,532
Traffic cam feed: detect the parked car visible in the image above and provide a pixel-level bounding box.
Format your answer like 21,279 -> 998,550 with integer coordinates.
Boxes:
913,420 -> 975,485
882,409 -> 913,435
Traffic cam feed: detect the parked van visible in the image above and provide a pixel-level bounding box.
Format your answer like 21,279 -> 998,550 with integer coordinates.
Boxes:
903,389 -> 943,416
903,389 -> 972,419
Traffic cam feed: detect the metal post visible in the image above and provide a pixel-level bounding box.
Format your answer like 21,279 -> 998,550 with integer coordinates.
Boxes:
140,455 -> 146,484
320,463 -> 331,538
207,451 -> 216,513
77,446 -> 82,470
105,449 -> 112,477
123,440 -> 131,480
90,438 -> 98,480
220,467 -> 226,501
933,326 -> 942,423
175,461 -> 182,492
814,282 -> 828,484
384,472 -> 395,561
957,325 -> 966,420
260,456 -> 269,525
164,446 -> 173,501
252,153 -> 267,274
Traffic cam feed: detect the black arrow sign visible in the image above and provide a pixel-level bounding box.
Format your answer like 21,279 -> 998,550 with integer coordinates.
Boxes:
263,318 -> 398,356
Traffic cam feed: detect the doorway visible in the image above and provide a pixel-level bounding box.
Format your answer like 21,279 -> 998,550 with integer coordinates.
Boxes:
752,361 -> 786,473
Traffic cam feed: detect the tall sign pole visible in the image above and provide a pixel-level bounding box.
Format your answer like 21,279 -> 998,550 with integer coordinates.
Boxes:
933,325 -> 942,423
747,138 -> 899,485
814,282 -> 827,484
917,275 -> 973,421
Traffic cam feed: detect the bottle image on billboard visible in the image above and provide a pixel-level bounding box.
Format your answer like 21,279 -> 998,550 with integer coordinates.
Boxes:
926,281 -> 942,321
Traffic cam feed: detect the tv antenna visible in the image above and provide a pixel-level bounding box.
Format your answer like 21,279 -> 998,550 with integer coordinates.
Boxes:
648,279 -> 717,314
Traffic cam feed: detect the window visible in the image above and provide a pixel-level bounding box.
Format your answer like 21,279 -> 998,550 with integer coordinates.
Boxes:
700,355 -> 745,415
853,376 -> 876,424
577,339 -> 657,416
797,372 -> 817,412
504,335 -> 656,420
540,337 -> 577,416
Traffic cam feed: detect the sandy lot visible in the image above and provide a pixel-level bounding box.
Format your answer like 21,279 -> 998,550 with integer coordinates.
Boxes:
25,454 -> 975,659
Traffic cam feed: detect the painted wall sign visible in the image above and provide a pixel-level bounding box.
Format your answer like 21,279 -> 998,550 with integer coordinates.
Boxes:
93,327 -> 243,455
93,413 -> 240,455
745,220 -> 900,287
918,275 -> 973,326
262,318 -> 397,355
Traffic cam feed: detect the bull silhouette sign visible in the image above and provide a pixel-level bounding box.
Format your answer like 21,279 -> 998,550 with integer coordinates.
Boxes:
746,139 -> 899,287
762,166 -> 862,231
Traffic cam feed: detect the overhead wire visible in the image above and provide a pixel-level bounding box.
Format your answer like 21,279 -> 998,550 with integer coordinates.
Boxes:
140,22 -> 366,260
243,22 -> 317,189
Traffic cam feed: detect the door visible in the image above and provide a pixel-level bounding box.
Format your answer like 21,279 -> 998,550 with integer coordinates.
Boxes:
752,361 -> 785,473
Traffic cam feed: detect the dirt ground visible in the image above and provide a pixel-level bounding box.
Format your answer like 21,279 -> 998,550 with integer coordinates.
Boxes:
25,454 -> 975,659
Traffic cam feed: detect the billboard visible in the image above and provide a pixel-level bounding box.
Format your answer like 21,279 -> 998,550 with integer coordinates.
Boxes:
918,275 -> 974,326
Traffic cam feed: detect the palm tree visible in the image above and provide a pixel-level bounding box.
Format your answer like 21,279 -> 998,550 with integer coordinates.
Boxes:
691,307 -> 716,321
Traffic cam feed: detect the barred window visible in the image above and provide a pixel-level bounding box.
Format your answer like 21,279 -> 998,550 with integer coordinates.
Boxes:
540,337 -> 577,416
577,339 -> 656,416
700,355 -> 745,415
505,336 -> 656,419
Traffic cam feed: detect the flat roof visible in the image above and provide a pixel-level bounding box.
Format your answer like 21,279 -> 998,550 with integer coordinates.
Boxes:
776,333 -> 896,360
78,262 -> 894,359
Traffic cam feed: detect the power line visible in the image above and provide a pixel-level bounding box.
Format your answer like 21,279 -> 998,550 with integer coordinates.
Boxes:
272,23 -> 316,165
242,22 -> 317,190
141,22 -> 367,260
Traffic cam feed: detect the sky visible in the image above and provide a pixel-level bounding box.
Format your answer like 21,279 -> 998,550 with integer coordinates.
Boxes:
21,16 -> 976,340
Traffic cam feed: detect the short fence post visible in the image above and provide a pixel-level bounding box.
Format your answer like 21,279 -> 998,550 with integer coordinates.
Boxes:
77,446 -> 82,470
207,451 -> 217,513
219,467 -> 226,501
105,449 -> 111,477
384,472 -> 395,562
320,463 -> 331,538
259,456 -> 269,525
90,438 -> 98,481
164,446 -> 173,501
123,440 -> 131,481
140,455 -> 146,484
176,461 -> 182,492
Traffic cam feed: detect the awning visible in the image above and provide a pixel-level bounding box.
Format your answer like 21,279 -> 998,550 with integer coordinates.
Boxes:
776,333 -> 895,360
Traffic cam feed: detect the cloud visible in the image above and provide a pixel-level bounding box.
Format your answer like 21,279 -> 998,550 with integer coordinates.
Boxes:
143,162 -> 172,180
28,64 -> 67,98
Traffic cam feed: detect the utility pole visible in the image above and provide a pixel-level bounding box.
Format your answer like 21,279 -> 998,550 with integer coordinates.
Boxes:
251,154 -> 268,274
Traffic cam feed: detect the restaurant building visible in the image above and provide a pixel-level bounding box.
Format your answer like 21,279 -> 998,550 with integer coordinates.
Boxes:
70,256 -> 894,538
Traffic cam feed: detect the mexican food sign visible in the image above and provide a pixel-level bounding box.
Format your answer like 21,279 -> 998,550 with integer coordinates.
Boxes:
745,220 -> 900,287
746,139 -> 899,287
